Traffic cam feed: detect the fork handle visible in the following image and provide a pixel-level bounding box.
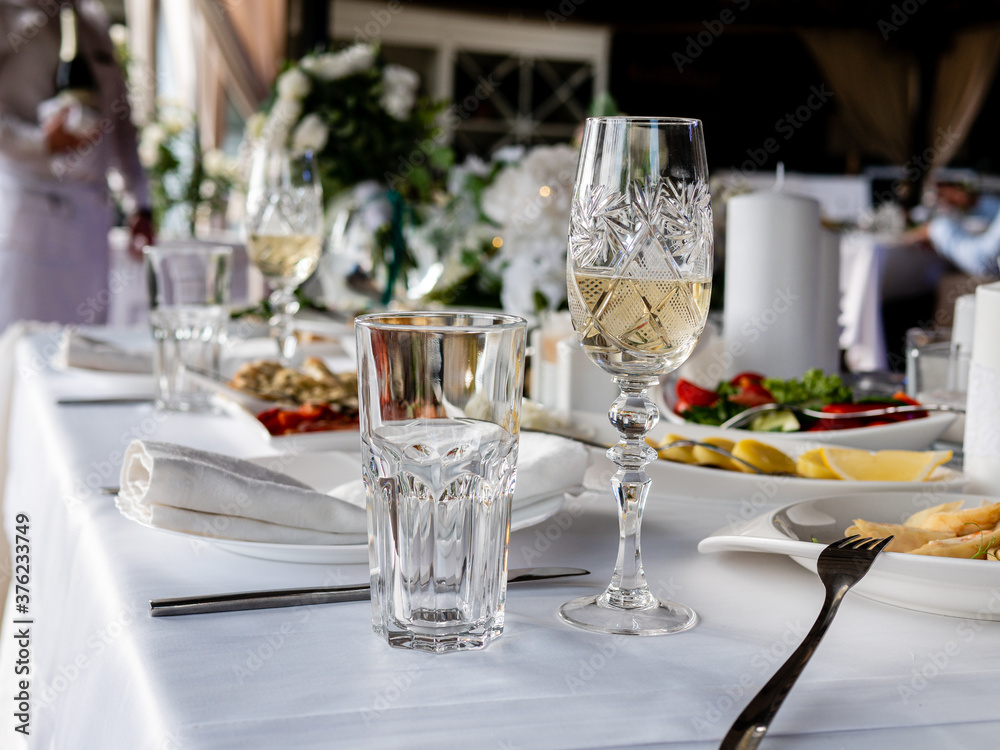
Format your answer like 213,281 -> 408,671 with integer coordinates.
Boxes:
719,585 -> 849,750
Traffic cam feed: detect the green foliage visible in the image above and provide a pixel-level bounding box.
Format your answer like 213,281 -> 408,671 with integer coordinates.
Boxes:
762,369 -> 853,405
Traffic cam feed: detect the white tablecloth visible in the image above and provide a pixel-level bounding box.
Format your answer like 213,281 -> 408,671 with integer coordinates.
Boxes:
840,231 -> 948,373
2,332 -> 1000,748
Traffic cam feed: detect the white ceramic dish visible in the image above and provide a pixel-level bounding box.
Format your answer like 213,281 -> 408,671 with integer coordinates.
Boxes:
152,452 -> 579,564
577,410 -> 957,451
635,434 -> 965,504
182,365 -> 363,452
699,491 -> 1000,620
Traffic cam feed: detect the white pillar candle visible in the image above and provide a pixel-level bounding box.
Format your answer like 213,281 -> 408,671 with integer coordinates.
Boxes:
962,282 -> 1000,494
723,191 -> 835,379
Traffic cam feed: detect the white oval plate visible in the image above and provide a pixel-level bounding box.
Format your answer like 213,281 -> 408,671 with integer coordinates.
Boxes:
699,491 -> 1000,620
153,452 -> 579,564
638,436 -> 965,504
655,410 -> 957,451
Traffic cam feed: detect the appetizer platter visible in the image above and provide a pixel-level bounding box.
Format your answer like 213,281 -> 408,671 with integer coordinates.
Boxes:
699,492 -> 1000,619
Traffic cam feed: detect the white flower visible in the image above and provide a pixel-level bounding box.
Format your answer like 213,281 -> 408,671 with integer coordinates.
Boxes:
380,64 -> 420,120
109,24 -> 127,49
138,138 -> 159,168
159,108 -> 189,135
199,179 -> 217,199
138,123 -> 165,167
291,113 -> 329,156
202,149 -> 235,179
497,238 -> 568,317
244,113 -> 266,140
479,144 -> 579,315
446,155 -> 490,196
302,44 -> 376,81
276,67 -> 311,101
263,98 -> 302,148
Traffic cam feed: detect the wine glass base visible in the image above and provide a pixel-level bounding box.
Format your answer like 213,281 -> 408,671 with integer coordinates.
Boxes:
558,593 -> 698,636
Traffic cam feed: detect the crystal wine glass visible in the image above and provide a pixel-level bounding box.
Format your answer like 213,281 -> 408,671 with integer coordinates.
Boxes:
244,146 -> 324,363
561,117 -> 713,635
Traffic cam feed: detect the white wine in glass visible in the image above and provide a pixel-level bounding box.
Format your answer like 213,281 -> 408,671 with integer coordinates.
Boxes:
561,117 -> 713,636
245,147 -> 323,363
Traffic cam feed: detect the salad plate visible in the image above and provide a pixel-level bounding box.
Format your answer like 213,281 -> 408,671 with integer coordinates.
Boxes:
699,492 -> 1000,619
658,369 -> 957,450
573,408 -> 957,451
652,411 -> 956,451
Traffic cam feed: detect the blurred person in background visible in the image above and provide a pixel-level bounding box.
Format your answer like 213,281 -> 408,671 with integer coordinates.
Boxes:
0,0 -> 151,333
910,181 -> 1000,278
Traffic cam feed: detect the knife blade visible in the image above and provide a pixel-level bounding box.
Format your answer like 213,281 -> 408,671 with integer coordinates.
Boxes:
149,567 -> 590,617
57,397 -> 155,406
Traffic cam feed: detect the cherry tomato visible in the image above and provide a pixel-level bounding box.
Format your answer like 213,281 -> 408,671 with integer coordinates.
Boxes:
729,371 -> 766,389
727,382 -> 774,408
676,379 -> 719,408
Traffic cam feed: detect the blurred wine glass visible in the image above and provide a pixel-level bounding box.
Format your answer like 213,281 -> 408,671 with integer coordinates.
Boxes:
244,147 -> 323,363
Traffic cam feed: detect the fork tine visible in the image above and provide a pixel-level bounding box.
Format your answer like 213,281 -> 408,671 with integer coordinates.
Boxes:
838,536 -> 873,550
829,535 -> 859,548
869,536 -> 894,553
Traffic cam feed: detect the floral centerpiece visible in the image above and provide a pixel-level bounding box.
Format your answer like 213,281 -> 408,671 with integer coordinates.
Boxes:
138,103 -> 240,238
413,144 -> 580,319
245,43 -> 452,305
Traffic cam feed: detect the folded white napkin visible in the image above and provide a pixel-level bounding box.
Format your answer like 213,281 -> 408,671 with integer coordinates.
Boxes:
55,329 -> 152,374
117,432 -> 592,546
116,441 -> 368,544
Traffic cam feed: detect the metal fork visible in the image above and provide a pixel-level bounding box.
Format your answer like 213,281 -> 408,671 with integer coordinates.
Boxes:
719,535 -> 893,750
719,402 -> 964,430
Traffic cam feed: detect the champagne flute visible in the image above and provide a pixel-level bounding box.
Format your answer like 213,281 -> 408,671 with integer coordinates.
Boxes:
561,117 -> 713,635
245,146 -> 324,363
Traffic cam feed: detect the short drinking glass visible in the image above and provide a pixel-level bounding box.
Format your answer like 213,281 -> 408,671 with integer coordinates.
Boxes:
144,243 -> 233,412
356,312 -> 527,652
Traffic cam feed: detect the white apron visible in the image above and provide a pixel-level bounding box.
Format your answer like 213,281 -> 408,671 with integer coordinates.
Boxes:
0,168 -> 112,328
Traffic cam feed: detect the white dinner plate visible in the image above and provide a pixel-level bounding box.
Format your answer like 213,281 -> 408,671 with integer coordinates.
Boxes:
656,410 -> 957,451
636,435 -> 965,504
699,491 -> 1000,619
152,452 -> 579,564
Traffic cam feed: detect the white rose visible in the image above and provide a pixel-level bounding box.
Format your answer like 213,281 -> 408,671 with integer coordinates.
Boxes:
244,112 -> 266,140
276,67 -> 311,101
109,23 -> 127,49
291,113 -> 329,156
138,138 -> 159,168
202,149 -> 230,178
307,44 -> 376,81
263,99 -> 302,148
380,64 -> 420,120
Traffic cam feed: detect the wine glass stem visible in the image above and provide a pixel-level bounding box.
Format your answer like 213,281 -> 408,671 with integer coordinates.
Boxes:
603,374 -> 660,609
269,287 -> 300,363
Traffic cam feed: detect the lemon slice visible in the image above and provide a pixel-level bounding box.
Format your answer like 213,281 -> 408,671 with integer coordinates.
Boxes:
796,448 -> 839,480
820,447 -> 953,482
731,439 -> 796,475
650,433 -> 696,464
